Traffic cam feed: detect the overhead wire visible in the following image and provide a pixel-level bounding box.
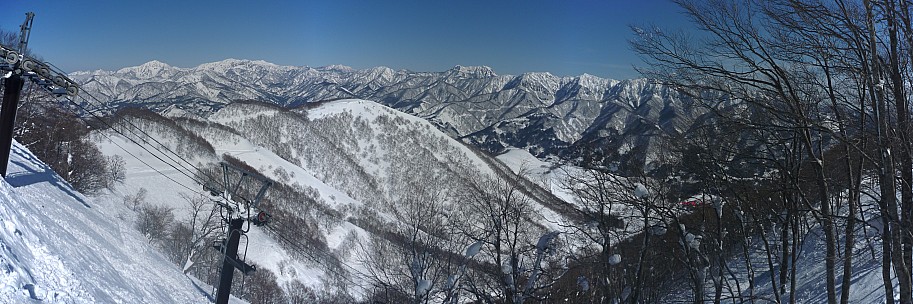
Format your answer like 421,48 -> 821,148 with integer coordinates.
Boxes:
83,95 -> 211,182
68,87 -> 370,294
76,92 -> 219,187
64,100 -> 210,190
63,90 -> 254,293
10,68 -> 210,195
8,54 -> 222,198
54,95 -> 210,196
16,74 -> 211,196
45,61 -> 225,190
15,62 -> 245,295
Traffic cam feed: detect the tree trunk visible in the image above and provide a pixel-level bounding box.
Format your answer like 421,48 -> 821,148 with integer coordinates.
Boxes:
887,2 -> 913,302
864,1 -> 898,302
713,205 -> 724,304
630,213 -> 651,304
790,214 -> 799,304
841,140 -> 863,304
802,125 -> 837,304
601,245 -> 613,304
901,0 -> 913,300
780,207 -> 791,293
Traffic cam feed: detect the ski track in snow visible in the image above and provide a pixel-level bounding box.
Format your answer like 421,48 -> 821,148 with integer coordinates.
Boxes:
0,142 -> 217,303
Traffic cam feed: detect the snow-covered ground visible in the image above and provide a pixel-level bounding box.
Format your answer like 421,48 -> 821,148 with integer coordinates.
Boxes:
0,141 -> 220,303
661,222 -> 902,303
657,184 -> 903,303
65,97 -> 906,303
496,148 -> 570,200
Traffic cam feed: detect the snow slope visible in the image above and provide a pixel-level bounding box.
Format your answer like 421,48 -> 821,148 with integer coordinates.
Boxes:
661,223 -> 901,303
0,141 -> 214,303
95,110 -> 373,299
658,185 -> 902,303
89,98 -> 583,301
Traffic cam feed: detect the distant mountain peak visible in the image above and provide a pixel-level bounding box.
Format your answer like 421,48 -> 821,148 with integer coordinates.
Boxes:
362,66 -> 397,83
447,65 -> 497,78
192,58 -> 287,73
577,73 -> 600,82
320,64 -> 355,72
519,71 -> 556,79
141,60 -> 171,68
115,59 -> 176,79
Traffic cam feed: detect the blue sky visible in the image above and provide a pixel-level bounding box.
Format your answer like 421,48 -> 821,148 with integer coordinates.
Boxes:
0,0 -> 687,79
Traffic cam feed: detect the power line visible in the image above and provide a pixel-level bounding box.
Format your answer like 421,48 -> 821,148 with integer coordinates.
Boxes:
65,88 -> 370,294
6,66 -> 210,195
24,87 -> 210,195
80,92 -> 209,180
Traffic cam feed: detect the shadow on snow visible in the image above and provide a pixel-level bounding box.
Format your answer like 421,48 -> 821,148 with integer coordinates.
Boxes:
4,145 -> 91,208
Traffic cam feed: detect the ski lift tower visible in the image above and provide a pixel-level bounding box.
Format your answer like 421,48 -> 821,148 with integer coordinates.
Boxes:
207,161 -> 272,304
0,12 -> 80,177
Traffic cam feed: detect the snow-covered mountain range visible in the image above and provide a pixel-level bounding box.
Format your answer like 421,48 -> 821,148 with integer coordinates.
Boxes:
70,59 -> 699,168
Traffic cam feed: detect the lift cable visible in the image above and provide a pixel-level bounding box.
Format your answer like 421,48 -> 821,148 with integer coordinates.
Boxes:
43,61 -> 226,191
74,89 -> 223,187
61,77 -> 372,296
53,95 -> 211,196
29,66 -> 373,303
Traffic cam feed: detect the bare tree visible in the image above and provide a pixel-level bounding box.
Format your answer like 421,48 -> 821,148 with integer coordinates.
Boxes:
359,162 -> 464,304
177,192 -> 220,273
632,1 -> 913,303
457,170 -> 567,304
237,265 -> 287,304
136,203 -> 175,244
107,155 -> 127,187
124,187 -> 148,211
284,280 -> 318,303
560,166 -> 627,303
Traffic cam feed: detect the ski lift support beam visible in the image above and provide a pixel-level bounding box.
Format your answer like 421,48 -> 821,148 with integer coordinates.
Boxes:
0,13 -> 80,97
214,218 -> 248,304
219,161 -> 273,209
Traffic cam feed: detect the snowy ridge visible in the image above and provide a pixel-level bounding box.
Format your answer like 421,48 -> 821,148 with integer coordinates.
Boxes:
90,98 -> 578,301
